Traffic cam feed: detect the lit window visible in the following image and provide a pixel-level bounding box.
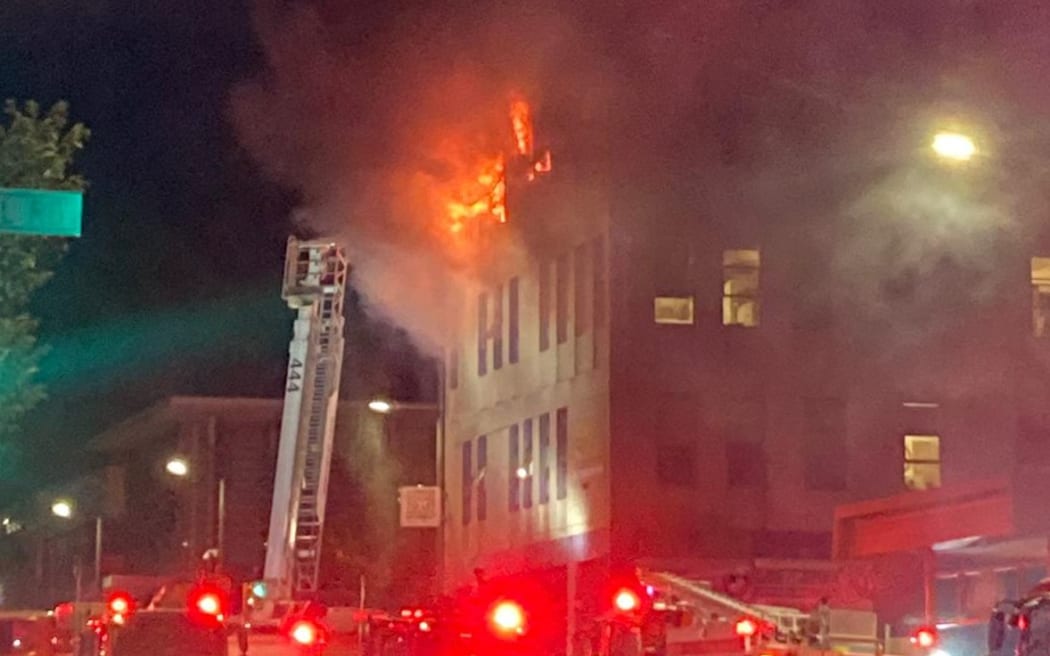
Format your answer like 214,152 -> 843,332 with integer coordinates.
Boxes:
904,434 -> 941,490
723,249 -> 760,327
654,296 -> 694,324
1032,257 -> 1050,337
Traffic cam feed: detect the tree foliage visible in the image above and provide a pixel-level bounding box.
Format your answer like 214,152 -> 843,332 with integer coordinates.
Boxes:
0,100 -> 90,470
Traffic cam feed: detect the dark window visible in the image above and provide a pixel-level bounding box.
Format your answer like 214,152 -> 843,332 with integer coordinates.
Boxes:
727,443 -> 766,487
477,435 -> 487,521
539,414 -> 551,504
556,408 -> 568,500
493,285 -> 503,370
477,293 -> 488,376
509,424 -> 520,511
448,346 -> 459,390
523,419 -> 534,509
509,277 -> 520,364
725,398 -> 767,488
539,261 -> 551,351
556,254 -> 569,344
462,441 -> 472,525
593,236 -> 606,328
657,444 -> 697,486
803,398 -> 848,491
574,243 -> 589,337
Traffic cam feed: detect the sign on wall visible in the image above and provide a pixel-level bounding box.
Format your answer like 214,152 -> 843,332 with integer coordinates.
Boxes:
399,486 -> 441,528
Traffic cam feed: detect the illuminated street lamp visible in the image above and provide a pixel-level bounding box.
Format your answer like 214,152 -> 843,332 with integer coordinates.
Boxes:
165,457 -> 190,478
368,398 -> 393,414
165,457 -> 226,571
931,131 -> 977,162
50,500 -> 74,520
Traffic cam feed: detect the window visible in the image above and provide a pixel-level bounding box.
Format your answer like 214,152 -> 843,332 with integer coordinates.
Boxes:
803,399 -> 848,491
493,285 -> 504,370
904,434 -> 941,490
477,293 -> 488,376
509,277 -> 520,363
509,424 -> 520,511
539,414 -> 551,504
461,441 -> 472,525
1018,412 -> 1050,465
725,398 -> 766,488
574,243 -> 590,337
556,254 -> 569,344
477,435 -> 487,521
1032,257 -> 1050,337
657,444 -> 696,486
523,418 -> 534,508
654,296 -> 695,324
593,237 -> 607,328
556,407 -> 568,500
448,346 -> 459,390
723,249 -> 760,327
727,443 -> 766,487
539,261 -> 551,351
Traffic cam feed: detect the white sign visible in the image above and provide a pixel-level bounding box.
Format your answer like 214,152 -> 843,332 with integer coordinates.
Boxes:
399,486 -> 441,528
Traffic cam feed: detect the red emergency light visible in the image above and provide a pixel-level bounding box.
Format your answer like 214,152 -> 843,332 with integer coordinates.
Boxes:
490,600 -> 526,634
106,590 -> 135,621
911,626 -> 938,649
614,588 -> 641,613
187,584 -> 227,626
735,617 -> 759,637
290,619 -> 324,646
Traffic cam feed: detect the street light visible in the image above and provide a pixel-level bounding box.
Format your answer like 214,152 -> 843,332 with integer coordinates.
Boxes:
165,457 -> 226,572
367,398 -> 393,414
49,499 -> 103,599
931,131 -> 977,162
50,500 -> 73,520
165,457 -> 189,478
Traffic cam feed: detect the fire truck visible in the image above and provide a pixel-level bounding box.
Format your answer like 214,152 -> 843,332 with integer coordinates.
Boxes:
238,237 -> 349,650
988,578 -> 1050,656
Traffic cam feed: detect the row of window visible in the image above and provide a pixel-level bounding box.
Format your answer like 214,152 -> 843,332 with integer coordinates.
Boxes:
655,249 -> 760,327
452,236 -> 607,386
655,399 -> 942,493
462,407 -> 569,524
659,252 -> 1050,337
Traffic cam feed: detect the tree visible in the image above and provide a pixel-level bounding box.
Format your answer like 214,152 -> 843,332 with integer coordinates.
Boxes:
0,100 -> 90,484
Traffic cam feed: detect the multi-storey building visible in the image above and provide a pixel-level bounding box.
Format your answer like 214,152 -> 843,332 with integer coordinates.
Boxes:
441,99 -> 1050,636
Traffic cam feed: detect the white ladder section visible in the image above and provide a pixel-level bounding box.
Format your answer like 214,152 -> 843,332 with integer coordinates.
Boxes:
264,238 -> 348,598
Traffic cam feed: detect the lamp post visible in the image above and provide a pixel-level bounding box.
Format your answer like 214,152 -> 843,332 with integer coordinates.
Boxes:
50,499 -> 103,600
165,457 -> 226,572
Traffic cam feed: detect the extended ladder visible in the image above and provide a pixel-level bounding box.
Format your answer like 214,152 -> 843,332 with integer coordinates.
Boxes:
264,237 -> 348,597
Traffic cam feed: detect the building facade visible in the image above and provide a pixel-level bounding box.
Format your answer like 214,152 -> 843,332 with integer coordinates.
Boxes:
441,103 -> 1050,633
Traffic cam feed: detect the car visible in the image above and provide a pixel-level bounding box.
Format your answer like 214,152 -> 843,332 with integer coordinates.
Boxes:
89,580 -> 229,656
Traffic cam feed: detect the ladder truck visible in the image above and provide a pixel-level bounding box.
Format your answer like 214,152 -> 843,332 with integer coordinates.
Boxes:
254,237 -> 349,621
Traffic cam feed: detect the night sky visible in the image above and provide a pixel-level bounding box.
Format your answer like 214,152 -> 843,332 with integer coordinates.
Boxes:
0,0 -> 430,495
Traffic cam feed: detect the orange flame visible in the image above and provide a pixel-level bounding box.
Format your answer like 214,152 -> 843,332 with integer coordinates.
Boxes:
510,99 -> 532,157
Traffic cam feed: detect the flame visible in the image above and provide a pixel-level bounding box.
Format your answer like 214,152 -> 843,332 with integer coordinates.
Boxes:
445,153 -> 506,234
510,99 -> 532,157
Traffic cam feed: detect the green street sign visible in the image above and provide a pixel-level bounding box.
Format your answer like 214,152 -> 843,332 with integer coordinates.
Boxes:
0,187 -> 83,237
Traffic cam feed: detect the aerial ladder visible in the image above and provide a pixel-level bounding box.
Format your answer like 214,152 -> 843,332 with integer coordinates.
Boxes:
262,237 -> 348,603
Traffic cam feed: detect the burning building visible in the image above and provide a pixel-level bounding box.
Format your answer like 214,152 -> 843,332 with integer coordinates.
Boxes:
439,81 -> 1050,645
